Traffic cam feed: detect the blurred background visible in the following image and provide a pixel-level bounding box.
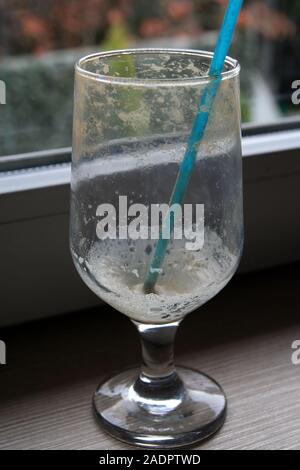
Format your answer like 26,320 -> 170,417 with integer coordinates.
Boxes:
0,0 -> 299,156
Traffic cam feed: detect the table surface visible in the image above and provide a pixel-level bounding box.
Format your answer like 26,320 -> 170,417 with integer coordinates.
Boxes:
0,263 -> 300,450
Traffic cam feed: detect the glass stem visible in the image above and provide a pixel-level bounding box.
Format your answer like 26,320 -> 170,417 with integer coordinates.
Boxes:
133,320 -> 179,378
131,320 -> 185,414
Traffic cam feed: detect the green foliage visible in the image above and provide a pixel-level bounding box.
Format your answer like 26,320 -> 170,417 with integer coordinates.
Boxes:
101,20 -> 131,52
241,98 -> 251,123
100,21 -> 144,132
0,54 -> 75,155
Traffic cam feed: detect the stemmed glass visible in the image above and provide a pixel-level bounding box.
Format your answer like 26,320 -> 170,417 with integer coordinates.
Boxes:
70,49 -> 243,448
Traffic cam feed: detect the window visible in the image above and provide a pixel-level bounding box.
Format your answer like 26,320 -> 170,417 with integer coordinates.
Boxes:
0,1 -> 300,325
0,0 -> 300,159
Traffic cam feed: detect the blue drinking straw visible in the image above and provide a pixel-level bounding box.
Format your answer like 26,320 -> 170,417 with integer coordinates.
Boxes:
144,0 -> 243,293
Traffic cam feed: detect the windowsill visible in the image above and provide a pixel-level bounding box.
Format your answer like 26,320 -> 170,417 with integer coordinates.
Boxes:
0,263 -> 299,450
0,128 -> 300,326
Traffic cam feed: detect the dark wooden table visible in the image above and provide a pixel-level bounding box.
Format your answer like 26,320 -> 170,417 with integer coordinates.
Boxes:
0,264 -> 300,450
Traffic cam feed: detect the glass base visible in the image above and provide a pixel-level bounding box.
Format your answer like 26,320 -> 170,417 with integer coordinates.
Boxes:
93,366 -> 226,448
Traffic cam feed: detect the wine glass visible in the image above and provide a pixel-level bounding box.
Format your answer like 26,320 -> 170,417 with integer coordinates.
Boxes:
70,49 -> 243,448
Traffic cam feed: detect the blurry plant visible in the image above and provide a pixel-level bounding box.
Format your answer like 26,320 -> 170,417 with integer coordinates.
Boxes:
214,0 -> 297,40
100,9 -> 143,136
101,8 -> 131,50
167,0 -> 194,21
237,0 -> 296,40
139,18 -> 169,38
241,97 -> 251,123
1,0 -> 108,57
1,0 -> 298,58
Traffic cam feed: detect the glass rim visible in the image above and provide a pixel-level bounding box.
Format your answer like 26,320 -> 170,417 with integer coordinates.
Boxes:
75,48 -> 240,87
